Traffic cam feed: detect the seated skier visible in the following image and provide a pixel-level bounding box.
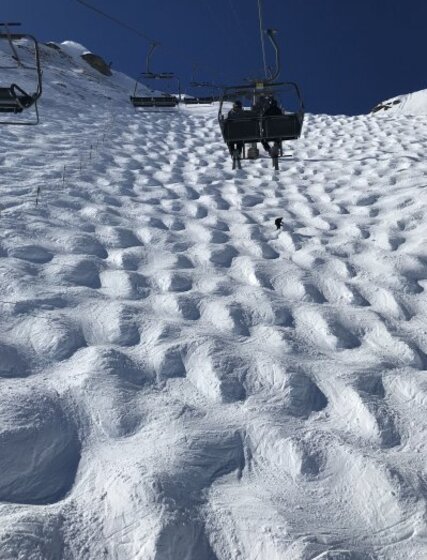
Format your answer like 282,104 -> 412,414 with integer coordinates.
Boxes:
226,100 -> 245,157
261,97 -> 283,155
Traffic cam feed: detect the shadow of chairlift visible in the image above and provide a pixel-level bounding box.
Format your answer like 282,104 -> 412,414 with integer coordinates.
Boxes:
0,22 -> 42,125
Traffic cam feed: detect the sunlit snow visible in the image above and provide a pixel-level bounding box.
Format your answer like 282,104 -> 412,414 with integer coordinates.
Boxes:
0,40 -> 426,560
374,88 -> 427,116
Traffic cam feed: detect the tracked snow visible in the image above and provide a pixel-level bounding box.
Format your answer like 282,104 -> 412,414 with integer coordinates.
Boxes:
0,40 -> 426,560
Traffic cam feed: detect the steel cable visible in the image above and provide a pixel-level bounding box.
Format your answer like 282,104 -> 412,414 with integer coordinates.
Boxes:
74,0 -> 157,44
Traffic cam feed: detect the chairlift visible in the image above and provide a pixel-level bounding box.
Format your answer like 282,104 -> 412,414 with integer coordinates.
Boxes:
181,65 -> 222,106
131,92 -> 179,108
182,96 -> 218,106
218,3 -> 305,170
219,80 -> 304,170
0,23 -> 42,125
130,42 -> 180,109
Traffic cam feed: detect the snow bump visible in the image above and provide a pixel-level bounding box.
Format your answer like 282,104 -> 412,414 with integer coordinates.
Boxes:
0,387 -> 80,505
0,342 -> 28,378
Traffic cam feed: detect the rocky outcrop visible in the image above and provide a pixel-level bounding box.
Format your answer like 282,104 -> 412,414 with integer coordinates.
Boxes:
45,42 -> 61,50
371,88 -> 427,116
371,99 -> 401,113
81,52 -> 112,76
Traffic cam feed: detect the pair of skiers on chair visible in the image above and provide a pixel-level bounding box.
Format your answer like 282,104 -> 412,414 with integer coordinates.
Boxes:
227,96 -> 282,158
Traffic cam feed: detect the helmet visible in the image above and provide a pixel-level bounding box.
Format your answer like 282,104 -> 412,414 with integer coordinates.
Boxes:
233,100 -> 242,108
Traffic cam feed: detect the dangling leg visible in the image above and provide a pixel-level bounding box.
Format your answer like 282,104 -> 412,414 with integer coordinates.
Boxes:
271,142 -> 280,171
261,140 -> 271,154
232,149 -> 241,170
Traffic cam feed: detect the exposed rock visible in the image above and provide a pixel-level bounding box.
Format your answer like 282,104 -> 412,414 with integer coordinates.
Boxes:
371,88 -> 427,115
371,99 -> 401,113
81,52 -> 112,76
45,42 -> 61,50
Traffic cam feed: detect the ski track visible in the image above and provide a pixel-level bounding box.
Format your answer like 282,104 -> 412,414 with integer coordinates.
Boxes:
0,44 -> 426,560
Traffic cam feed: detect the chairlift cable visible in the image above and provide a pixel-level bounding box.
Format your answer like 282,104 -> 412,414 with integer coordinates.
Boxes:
74,0 -> 157,44
198,0 -> 253,85
227,0 -> 266,80
200,0 -> 229,40
226,0 -> 253,52
257,0 -> 268,79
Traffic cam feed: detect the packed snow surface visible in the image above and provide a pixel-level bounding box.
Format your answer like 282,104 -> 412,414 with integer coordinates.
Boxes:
0,40 -> 426,560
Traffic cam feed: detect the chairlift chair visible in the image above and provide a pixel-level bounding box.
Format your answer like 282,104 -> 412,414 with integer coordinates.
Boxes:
217,4 -> 305,170
131,91 -> 179,108
182,95 -> 219,106
130,42 -> 180,109
218,81 -> 304,169
0,23 -> 42,125
130,77 -> 180,108
182,67 -> 222,106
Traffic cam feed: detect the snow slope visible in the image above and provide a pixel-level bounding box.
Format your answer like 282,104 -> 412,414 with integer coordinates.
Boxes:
0,40 -> 426,560
372,88 -> 427,116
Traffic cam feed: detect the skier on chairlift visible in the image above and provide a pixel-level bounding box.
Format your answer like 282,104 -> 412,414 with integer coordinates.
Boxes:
217,1 -> 305,171
261,96 -> 283,155
227,99 -> 245,156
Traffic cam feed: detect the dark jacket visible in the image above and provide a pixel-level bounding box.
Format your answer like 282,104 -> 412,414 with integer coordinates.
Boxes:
264,103 -> 283,116
227,107 -> 245,119
252,96 -> 269,114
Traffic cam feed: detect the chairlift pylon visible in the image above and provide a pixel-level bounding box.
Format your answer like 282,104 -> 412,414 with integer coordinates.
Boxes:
218,2 -> 304,170
0,23 -> 42,125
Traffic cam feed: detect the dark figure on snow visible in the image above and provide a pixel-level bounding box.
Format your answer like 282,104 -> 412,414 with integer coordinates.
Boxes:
227,100 -> 245,156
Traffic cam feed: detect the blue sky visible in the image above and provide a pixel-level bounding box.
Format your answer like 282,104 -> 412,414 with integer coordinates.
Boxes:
3,0 -> 426,114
